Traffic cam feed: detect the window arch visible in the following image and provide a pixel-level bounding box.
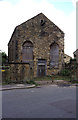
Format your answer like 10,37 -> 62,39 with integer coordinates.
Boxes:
22,41 -> 33,62
50,43 -> 59,68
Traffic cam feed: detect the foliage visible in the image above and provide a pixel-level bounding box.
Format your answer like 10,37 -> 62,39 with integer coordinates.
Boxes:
0,51 -> 8,64
33,75 -> 71,81
60,69 -> 71,76
2,52 -> 8,64
70,79 -> 78,83
70,58 -> 76,62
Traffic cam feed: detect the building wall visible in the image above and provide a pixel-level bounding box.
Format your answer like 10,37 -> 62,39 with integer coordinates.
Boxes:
74,49 -> 78,63
64,54 -> 72,64
8,13 -> 64,81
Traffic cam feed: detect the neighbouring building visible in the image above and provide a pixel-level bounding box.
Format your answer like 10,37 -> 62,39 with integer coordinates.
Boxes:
64,54 -> 72,64
73,49 -> 78,63
8,13 -> 64,82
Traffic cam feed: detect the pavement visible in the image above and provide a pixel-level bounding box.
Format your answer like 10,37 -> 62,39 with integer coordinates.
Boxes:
0,81 -> 78,91
0,84 -> 36,91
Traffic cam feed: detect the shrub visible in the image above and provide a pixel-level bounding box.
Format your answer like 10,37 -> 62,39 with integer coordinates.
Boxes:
70,58 -> 76,62
60,69 -> 71,76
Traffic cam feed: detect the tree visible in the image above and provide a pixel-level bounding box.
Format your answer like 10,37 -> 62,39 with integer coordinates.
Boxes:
0,50 -> 8,65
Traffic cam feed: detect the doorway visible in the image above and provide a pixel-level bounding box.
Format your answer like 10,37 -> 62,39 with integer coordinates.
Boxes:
37,59 -> 46,76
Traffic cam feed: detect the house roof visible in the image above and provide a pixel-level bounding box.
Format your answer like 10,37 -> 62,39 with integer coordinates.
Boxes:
73,49 -> 78,55
64,53 -> 72,58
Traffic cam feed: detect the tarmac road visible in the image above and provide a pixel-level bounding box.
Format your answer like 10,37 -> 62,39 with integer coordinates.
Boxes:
2,85 -> 76,118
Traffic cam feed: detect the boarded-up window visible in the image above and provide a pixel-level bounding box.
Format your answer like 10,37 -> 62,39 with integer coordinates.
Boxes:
50,43 -> 59,68
22,41 -> 33,62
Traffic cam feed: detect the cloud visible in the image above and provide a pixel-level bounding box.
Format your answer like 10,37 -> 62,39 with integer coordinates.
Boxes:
0,0 -> 76,57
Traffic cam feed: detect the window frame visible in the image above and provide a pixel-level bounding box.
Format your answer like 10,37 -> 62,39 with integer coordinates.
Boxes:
50,42 -> 59,68
22,41 -> 33,63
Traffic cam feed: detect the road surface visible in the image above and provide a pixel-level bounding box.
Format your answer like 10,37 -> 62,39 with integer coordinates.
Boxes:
2,85 -> 76,118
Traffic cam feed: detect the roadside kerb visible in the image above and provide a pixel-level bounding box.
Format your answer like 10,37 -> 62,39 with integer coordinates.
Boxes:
0,82 -> 78,91
0,84 -> 36,91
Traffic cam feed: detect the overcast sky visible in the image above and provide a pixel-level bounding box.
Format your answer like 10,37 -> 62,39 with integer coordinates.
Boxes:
0,0 -> 77,57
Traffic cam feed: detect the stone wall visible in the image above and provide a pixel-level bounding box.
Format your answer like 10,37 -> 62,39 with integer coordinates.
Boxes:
65,61 -> 78,80
64,54 -> 72,64
2,66 -> 10,83
9,63 -> 33,83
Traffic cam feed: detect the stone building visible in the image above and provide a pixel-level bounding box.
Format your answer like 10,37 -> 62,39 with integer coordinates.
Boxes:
73,49 -> 78,63
64,54 -> 72,64
8,13 -> 64,82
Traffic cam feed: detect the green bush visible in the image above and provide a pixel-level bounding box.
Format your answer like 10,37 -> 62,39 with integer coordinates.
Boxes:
70,58 -> 76,62
60,69 -> 71,76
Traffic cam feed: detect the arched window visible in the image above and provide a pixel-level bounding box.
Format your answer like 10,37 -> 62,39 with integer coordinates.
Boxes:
50,43 -> 59,68
22,41 -> 33,62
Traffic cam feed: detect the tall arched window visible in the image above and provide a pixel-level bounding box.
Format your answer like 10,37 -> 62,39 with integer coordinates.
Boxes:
50,43 -> 59,68
22,41 -> 33,62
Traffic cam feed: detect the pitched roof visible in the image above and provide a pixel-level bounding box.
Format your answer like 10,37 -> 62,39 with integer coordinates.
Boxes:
73,49 -> 78,54
64,54 -> 72,58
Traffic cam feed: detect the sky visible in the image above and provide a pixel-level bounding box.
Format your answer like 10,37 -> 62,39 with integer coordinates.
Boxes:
0,0 -> 77,57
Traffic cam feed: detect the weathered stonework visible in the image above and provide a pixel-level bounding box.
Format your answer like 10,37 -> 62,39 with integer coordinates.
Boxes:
64,54 -> 72,64
8,13 -> 64,82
